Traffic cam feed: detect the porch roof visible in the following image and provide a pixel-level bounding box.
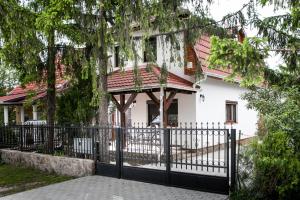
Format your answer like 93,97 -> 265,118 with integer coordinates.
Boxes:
108,64 -> 197,94
0,80 -> 68,105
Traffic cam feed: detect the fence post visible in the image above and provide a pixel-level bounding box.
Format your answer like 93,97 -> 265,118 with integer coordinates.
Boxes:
0,125 -> 3,148
116,127 -> 123,179
230,129 -> 236,192
19,126 -> 23,151
92,127 -> 95,161
165,128 -> 171,185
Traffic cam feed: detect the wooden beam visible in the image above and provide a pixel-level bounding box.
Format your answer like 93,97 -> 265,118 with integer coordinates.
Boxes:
123,93 -> 138,113
120,94 -> 126,127
163,90 -> 168,128
165,91 -> 177,111
111,95 -> 122,112
146,92 -> 160,108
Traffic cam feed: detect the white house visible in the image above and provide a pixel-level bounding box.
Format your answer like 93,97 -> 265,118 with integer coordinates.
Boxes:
107,32 -> 258,139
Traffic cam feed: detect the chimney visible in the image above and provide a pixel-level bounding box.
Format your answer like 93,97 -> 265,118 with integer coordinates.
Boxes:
237,28 -> 246,43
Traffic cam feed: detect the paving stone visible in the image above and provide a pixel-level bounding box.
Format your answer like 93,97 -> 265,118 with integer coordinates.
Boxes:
0,176 -> 228,200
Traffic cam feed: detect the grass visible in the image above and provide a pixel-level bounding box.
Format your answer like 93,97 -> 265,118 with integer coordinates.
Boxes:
0,163 -> 73,197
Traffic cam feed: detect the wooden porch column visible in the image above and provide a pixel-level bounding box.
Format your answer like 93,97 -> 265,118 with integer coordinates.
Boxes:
111,93 -> 137,148
163,90 -> 168,128
111,93 -> 138,127
155,89 -> 177,128
4,106 -> 9,125
120,94 -> 126,127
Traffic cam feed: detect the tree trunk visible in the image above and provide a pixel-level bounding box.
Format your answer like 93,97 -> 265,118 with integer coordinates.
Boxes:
47,30 -> 56,154
98,72 -> 108,126
97,0 -> 108,126
97,1 -> 109,161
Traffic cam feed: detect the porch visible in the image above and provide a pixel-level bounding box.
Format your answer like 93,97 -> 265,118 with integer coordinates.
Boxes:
0,81 -> 68,125
108,64 -> 198,128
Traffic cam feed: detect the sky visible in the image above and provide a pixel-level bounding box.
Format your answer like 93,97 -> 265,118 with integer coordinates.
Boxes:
206,0 -> 288,68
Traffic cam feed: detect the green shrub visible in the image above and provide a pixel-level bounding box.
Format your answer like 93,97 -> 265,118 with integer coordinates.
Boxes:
232,131 -> 300,200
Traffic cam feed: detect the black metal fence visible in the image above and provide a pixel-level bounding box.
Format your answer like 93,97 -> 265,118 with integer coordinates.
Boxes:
0,124 -> 233,170
0,125 -> 98,159
0,124 -> 238,194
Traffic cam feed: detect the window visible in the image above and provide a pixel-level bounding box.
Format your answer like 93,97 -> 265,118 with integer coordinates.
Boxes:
226,101 -> 237,123
114,46 -> 119,68
144,37 -> 157,62
147,99 -> 178,126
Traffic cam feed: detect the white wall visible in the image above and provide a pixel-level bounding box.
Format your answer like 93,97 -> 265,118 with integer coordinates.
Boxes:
196,77 -> 258,137
131,93 -> 148,125
108,31 -> 194,82
130,92 -> 196,126
128,77 -> 258,137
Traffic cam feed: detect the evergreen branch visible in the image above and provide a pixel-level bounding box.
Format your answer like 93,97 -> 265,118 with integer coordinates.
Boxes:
132,1 -> 253,39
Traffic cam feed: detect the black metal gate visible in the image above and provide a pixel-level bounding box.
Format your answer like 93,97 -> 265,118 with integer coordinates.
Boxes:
95,125 -> 236,195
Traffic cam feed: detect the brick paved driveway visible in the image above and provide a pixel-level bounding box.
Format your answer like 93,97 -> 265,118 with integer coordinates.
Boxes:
0,176 -> 228,200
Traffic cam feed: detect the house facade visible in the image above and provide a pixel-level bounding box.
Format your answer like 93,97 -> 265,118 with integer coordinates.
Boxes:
107,32 -> 258,138
0,31 -> 258,138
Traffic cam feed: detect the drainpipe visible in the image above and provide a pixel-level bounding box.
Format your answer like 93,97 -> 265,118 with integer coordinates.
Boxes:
193,73 -> 207,89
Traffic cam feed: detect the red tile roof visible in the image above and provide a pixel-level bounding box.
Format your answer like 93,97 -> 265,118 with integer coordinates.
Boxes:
108,64 -> 195,93
194,35 -> 232,78
0,80 -> 68,104
0,58 -> 68,104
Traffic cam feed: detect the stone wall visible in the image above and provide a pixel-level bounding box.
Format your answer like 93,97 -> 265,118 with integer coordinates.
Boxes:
0,149 -> 95,177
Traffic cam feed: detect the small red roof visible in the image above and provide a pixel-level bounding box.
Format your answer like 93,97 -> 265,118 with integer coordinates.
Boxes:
194,35 -> 232,78
0,79 -> 68,104
108,64 -> 195,93
0,59 -> 68,104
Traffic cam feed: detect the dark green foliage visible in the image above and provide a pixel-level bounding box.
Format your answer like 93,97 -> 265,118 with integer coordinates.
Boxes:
56,75 -> 96,125
233,132 -> 300,200
0,64 -> 17,124
208,0 -> 299,199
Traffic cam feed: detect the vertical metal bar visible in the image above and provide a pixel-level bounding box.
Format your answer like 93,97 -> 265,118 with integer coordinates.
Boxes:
226,129 -> 229,175
218,123 -> 221,173
201,123 -> 203,171
138,125 -> 141,164
230,129 -> 237,191
159,127 -> 162,166
237,130 -> 242,183
142,126 -> 145,163
185,123 -> 187,170
180,124 -> 182,169
150,126 -> 153,164
212,123 -> 215,172
116,127 -> 122,178
92,126 -> 95,160
19,125 -> 23,151
190,123 -> 192,170
195,123 -> 198,171
175,126 -> 177,168
106,127 -> 109,162
165,128 -> 171,185
206,123 -> 209,171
